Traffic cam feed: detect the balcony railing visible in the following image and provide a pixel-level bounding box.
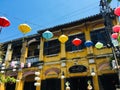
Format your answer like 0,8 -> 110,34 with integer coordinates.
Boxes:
26,56 -> 39,64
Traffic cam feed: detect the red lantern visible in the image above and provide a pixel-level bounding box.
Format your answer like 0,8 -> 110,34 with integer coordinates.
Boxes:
114,7 -> 120,16
72,38 -> 82,46
0,16 -> 10,32
111,33 -> 118,39
112,25 -> 120,33
0,16 -> 10,27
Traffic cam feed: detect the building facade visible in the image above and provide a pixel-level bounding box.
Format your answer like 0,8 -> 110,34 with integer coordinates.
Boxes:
0,14 -> 119,90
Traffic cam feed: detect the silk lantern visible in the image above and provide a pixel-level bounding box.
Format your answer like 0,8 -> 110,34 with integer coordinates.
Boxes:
18,24 -> 31,34
72,38 -> 82,46
84,40 -> 93,47
21,62 -> 24,68
111,33 -> 118,39
114,7 -> 120,16
27,62 -> 31,67
34,82 -> 40,86
0,16 -> 10,32
112,25 -> 120,33
95,42 -> 103,49
42,30 -> 53,40
58,34 -> 68,43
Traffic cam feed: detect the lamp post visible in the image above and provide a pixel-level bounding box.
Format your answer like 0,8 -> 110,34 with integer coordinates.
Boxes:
100,0 -> 120,88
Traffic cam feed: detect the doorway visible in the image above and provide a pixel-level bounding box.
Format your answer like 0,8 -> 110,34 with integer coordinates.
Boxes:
24,81 -> 36,90
99,73 -> 119,90
66,76 -> 93,90
41,78 -> 61,90
23,74 -> 36,90
6,83 -> 16,90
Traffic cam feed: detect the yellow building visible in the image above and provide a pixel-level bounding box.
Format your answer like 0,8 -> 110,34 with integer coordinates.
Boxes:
0,13 -> 119,90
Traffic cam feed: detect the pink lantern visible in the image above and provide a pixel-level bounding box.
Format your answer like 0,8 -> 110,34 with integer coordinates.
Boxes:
112,25 -> 120,33
21,62 -> 24,68
114,7 -> 120,16
111,33 -> 118,39
11,61 -> 15,67
72,38 -> 82,46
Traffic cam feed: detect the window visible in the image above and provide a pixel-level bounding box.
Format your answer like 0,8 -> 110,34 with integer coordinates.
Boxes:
12,45 -> 22,59
66,33 -> 85,51
28,41 -> 40,57
44,39 -> 60,55
90,28 -> 108,46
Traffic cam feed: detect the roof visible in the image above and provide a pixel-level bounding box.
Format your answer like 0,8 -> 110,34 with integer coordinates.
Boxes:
37,13 -> 102,33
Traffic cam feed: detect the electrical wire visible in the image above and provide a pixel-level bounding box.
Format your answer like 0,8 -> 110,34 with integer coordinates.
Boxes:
0,1 -> 100,42
33,1 -> 99,25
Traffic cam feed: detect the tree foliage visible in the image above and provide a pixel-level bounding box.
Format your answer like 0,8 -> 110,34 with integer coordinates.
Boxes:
0,74 -> 16,84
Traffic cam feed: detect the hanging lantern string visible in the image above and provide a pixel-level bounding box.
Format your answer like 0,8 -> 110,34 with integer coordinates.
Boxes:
22,34 -> 25,42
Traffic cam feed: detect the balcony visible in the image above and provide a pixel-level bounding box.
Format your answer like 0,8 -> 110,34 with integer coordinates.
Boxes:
26,56 -> 43,67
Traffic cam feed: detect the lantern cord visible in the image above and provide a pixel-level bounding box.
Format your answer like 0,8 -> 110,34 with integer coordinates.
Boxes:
0,27 -> 2,33
22,34 -> 25,42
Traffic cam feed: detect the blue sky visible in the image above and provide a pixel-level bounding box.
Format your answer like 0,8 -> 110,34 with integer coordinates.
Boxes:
0,0 -> 118,42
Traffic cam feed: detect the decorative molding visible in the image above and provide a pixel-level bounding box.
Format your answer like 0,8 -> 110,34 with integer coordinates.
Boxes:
44,67 -> 61,76
69,65 -> 87,73
27,38 -> 37,46
98,62 -> 111,71
6,71 -> 18,76
23,70 -> 35,78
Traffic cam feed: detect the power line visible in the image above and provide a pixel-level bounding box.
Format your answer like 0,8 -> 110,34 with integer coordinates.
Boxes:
0,1 -> 100,42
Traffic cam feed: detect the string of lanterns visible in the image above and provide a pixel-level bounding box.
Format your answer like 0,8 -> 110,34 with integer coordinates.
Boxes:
111,6 -> 120,69
42,30 -> 104,49
111,7 -> 120,42
0,15 -> 105,49
0,15 -> 107,74
0,16 -> 105,74
34,71 -> 41,86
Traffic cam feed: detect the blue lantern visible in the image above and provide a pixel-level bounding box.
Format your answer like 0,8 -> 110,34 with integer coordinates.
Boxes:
84,41 -> 93,47
42,30 -> 53,40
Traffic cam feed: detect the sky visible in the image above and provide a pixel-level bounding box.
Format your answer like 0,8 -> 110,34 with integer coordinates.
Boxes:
0,0 -> 118,43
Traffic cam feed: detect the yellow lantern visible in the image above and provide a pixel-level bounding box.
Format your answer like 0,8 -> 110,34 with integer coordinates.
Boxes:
58,34 -> 68,43
18,24 -> 31,34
